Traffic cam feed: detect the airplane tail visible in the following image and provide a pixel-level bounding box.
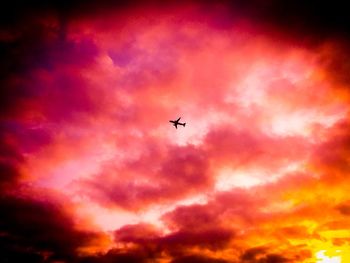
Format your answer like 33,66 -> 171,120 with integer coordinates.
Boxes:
184,123 -> 186,127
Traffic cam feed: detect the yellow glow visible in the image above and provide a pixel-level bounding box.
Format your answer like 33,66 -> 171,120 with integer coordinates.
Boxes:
319,230 -> 350,239
316,250 -> 341,263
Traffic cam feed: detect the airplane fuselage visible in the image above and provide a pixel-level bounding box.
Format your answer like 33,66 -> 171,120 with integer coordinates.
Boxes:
169,118 -> 186,129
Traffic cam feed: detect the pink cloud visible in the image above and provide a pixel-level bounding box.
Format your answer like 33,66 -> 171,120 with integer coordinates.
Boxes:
1,1 -> 350,262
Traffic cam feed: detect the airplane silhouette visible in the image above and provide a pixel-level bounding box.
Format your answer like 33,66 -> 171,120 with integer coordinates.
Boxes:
169,117 -> 186,129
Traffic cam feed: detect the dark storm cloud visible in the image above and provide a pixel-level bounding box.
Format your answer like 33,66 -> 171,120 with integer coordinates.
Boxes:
112,223 -> 234,262
55,0 -> 350,43
114,223 -> 234,247
170,255 -> 230,263
0,0 -> 102,124
79,249 -> 231,263
0,12 -> 58,118
0,194 -> 103,262
240,247 -> 290,263
0,121 -> 52,153
1,0 -> 349,54
0,161 -> 20,189
217,0 -> 350,46
158,228 -> 233,251
260,254 -> 290,263
0,124 -> 25,189
0,131 -> 22,162
77,247 -> 154,263
241,247 -> 268,261
0,111 -> 103,261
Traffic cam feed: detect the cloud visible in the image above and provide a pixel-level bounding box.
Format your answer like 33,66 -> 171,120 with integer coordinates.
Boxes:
111,222 -> 234,262
0,193 -> 106,262
114,223 -> 160,243
170,254 -> 230,263
311,120 -> 350,177
158,228 -> 234,251
0,160 -> 22,195
77,248 -> 151,263
241,247 -> 268,262
81,143 -> 211,210
1,1 -> 350,262
336,201 -> 350,216
161,203 -> 222,231
204,125 -> 310,171
240,247 -> 293,263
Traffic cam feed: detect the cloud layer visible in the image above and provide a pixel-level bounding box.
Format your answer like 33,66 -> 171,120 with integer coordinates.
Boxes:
1,1 -> 350,262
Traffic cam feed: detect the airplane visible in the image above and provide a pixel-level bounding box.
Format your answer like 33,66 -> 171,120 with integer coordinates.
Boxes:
169,117 -> 186,129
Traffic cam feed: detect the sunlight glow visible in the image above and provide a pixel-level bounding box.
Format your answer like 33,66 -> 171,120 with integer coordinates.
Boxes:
316,250 -> 341,263
215,169 -> 264,190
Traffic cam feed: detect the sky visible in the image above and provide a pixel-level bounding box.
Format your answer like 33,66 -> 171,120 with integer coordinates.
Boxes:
1,1 -> 350,262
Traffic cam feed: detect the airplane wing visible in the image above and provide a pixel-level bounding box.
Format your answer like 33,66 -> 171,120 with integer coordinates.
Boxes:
176,117 -> 181,122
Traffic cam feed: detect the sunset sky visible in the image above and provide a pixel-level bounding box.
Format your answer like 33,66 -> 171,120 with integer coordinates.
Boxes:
1,1 -> 350,262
